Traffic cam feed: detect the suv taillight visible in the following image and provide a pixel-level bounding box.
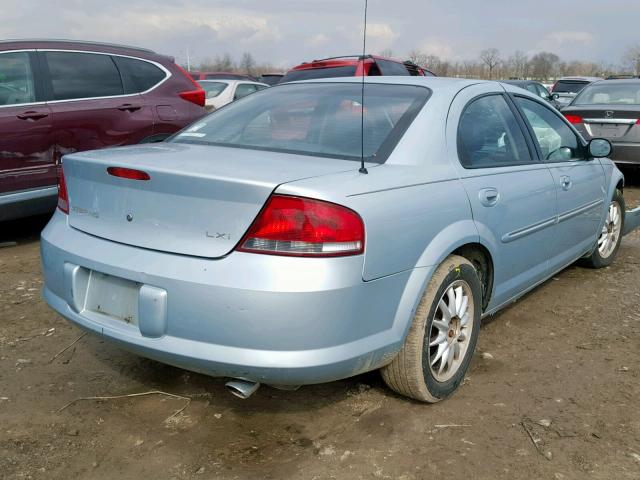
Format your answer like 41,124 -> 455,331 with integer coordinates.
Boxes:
57,168 -> 69,214
175,63 -> 206,107
237,195 -> 365,257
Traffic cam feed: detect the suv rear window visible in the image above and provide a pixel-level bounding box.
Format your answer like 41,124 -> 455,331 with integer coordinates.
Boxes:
552,80 -> 590,94
376,59 -> 410,76
173,83 -> 430,163
45,51 -> 123,100
113,56 -> 166,93
281,66 -> 357,83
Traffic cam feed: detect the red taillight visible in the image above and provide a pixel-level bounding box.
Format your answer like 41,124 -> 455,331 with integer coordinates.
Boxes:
107,167 -> 150,181
175,63 -> 206,107
179,89 -> 206,107
636,119 -> 640,125
564,114 -> 583,125
237,195 -> 365,257
57,167 -> 69,214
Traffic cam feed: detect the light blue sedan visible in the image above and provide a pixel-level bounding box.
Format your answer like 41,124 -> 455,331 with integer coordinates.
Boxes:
41,77 -> 635,402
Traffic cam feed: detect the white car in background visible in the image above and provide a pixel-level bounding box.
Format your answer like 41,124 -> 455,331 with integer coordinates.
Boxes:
198,80 -> 269,111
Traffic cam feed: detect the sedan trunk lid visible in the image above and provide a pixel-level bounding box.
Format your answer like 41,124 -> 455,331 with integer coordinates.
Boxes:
63,143 -> 360,258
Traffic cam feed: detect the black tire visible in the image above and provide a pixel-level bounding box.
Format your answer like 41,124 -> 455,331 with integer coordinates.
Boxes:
381,255 -> 482,402
583,189 -> 625,269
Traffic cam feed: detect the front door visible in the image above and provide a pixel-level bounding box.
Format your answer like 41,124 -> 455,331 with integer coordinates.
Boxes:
0,50 -> 55,195
448,84 -> 558,309
513,95 -> 605,270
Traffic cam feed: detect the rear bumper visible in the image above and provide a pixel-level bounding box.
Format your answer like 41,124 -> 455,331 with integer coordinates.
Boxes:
41,211 -> 420,385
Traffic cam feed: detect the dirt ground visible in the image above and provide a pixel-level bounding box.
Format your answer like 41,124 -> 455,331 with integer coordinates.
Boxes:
1,182 -> 639,480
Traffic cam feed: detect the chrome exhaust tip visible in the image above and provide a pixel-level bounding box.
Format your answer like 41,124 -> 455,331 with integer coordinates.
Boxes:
225,379 -> 260,399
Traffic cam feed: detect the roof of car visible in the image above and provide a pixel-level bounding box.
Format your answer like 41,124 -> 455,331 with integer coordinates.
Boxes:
290,54 -> 419,71
0,38 -> 157,54
501,80 -> 535,85
284,76 -> 488,94
592,78 -> 640,85
556,76 -> 601,82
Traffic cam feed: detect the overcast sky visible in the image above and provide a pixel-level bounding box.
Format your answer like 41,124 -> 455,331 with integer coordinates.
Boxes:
3,0 -> 638,68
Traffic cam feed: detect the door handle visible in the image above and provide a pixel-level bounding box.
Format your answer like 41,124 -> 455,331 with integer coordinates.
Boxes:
117,103 -> 142,112
17,111 -> 48,120
479,188 -> 500,207
560,176 -> 572,190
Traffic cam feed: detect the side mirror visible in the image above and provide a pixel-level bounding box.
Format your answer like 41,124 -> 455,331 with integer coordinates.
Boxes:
588,138 -> 612,158
551,93 -> 560,100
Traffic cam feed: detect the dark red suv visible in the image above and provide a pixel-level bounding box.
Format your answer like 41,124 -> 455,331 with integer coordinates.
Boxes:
0,39 -> 206,221
280,55 -> 435,83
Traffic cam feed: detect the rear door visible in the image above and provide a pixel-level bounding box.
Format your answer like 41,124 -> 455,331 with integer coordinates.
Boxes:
449,84 -> 557,308
0,50 -> 55,194
40,50 -> 154,155
513,95 -> 605,268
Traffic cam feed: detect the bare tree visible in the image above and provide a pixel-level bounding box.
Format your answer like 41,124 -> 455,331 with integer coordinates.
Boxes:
530,52 -> 560,81
480,48 -> 500,79
239,52 -> 256,75
508,50 -> 529,79
623,44 -> 640,75
378,48 -> 395,58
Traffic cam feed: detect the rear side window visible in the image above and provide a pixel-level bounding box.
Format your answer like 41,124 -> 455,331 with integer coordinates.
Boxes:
45,51 -> 123,100
376,59 -> 410,76
281,66 -> 357,83
552,80 -> 589,94
198,81 -> 228,98
0,51 -> 35,105
234,83 -> 258,100
113,56 -> 166,94
458,95 -> 532,168
515,97 -> 583,161
172,83 -> 430,163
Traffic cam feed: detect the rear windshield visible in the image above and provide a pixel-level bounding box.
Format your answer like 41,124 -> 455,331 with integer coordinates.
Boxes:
172,82 -> 430,163
281,66 -> 357,83
574,83 -> 640,105
198,81 -> 228,98
552,80 -> 590,94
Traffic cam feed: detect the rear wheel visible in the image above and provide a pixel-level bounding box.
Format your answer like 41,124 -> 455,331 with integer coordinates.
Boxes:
583,190 -> 625,268
381,255 -> 482,402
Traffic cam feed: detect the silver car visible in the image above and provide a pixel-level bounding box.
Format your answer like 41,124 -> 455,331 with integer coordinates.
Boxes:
41,78 -> 630,402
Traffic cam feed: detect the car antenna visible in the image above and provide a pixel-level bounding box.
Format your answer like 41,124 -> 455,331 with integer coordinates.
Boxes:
359,0 -> 369,174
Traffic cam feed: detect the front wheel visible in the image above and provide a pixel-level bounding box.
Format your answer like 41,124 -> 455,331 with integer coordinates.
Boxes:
381,255 -> 482,402
583,190 -> 625,269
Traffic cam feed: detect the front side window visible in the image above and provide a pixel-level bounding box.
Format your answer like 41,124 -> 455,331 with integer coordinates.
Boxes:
515,97 -> 584,162
457,94 -> 532,168
535,84 -> 550,100
45,51 -> 123,100
172,82 -> 430,163
0,51 -> 35,106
